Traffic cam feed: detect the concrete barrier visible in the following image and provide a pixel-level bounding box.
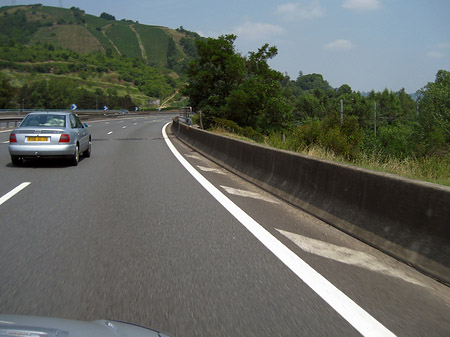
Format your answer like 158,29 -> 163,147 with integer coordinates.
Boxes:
171,120 -> 450,284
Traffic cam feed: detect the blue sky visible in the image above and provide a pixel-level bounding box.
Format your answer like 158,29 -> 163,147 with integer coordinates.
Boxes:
4,0 -> 450,93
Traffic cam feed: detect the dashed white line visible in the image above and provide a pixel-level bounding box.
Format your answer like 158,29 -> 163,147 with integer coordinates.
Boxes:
197,165 -> 227,175
276,229 -> 427,288
162,123 -> 395,337
221,185 -> 280,204
122,126 -> 127,129
185,154 -> 204,160
0,182 -> 31,206
107,131 -> 113,135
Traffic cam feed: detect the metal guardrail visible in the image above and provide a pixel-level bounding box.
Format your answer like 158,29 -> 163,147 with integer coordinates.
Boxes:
0,109 -> 178,129
177,116 -> 192,125
0,117 -> 23,129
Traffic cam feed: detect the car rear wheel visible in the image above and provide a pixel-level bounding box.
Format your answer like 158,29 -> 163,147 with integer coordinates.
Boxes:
70,144 -> 79,166
84,139 -> 91,158
11,156 -> 23,166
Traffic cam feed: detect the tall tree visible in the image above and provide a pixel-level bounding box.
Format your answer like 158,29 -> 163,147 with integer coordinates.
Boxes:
184,35 -> 291,132
417,70 -> 450,151
184,34 -> 245,126
0,74 -> 16,108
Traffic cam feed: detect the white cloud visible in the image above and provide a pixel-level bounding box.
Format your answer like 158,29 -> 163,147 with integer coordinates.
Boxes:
426,51 -> 445,59
233,21 -> 285,40
342,0 -> 382,11
275,1 -> 325,22
437,42 -> 450,49
324,39 -> 354,51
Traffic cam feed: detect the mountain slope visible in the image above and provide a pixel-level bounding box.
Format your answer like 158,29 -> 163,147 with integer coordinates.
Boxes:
0,4 -> 201,69
0,4 -> 203,108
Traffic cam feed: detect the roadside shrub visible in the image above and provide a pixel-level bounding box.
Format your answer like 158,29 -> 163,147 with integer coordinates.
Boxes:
377,123 -> 416,159
213,118 -> 242,134
213,118 -> 264,142
242,126 -> 264,142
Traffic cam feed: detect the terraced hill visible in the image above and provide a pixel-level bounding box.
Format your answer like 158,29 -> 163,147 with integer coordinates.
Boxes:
0,4 -> 203,108
0,4 -> 201,69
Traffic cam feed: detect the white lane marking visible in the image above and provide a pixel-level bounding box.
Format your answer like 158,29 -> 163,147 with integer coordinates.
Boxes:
162,123 -> 395,337
276,229 -> 427,288
221,185 -> 280,204
185,154 -> 203,160
105,122 -> 110,124
197,165 -> 227,175
0,182 -> 31,206
122,126 -> 127,129
134,123 -> 138,125
107,131 -> 113,135
2,141 -> 9,144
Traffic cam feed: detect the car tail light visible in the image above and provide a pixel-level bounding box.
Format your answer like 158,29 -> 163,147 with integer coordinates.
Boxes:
9,133 -> 17,143
59,134 -> 70,143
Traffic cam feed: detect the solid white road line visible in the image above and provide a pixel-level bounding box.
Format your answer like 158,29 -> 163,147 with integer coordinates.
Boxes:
276,229 -> 426,288
162,123 -> 395,337
221,185 -> 280,204
0,182 -> 31,206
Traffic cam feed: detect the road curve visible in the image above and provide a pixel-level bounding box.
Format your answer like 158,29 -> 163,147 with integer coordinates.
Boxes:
0,114 -> 449,337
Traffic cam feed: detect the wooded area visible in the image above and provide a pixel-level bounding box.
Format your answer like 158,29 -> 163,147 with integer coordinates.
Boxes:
184,35 -> 450,185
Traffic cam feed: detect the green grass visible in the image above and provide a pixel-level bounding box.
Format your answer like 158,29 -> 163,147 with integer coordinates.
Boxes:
211,128 -> 450,187
2,70 -> 149,104
38,6 -> 75,22
272,142 -> 450,187
104,24 -> 141,59
32,25 -> 104,53
134,25 -> 169,66
83,14 -> 111,29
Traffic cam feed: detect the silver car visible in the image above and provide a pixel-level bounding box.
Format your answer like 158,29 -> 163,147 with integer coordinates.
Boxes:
9,111 -> 91,166
0,315 -> 171,337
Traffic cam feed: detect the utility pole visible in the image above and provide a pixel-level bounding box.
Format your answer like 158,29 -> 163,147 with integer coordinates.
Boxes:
340,99 -> 344,124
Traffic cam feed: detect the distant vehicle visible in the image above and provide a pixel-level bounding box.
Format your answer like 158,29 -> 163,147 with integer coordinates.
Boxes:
0,314 -> 171,337
8,111 -> 91,166
119,109 -> 129,114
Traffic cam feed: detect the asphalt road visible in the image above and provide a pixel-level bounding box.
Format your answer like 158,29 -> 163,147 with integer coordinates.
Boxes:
1,114 -> 449,336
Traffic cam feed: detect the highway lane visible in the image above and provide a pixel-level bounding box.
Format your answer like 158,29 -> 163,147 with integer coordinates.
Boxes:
1,115 -> 449,336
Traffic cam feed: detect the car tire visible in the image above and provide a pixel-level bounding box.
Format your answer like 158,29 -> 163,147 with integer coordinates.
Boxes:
71,144 -> 79,166
84,139 -> 91,158
11,156 -> 23,166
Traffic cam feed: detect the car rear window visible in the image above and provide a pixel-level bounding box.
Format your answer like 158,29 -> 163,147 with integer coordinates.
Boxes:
21,114 -> 66,128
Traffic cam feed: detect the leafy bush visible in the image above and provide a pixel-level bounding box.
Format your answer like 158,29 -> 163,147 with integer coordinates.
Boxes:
213,118 -> 264,142
213,118 -> 242,134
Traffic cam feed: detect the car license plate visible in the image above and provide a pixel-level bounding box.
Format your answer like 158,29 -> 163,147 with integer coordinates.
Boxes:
27,136 -> 49,142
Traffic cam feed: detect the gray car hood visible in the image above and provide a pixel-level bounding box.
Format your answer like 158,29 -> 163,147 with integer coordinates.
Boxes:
0,315 -> 170,337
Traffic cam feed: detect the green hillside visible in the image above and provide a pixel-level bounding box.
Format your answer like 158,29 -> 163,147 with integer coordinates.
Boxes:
0,4 -> 203,109
0,4 -> 200,67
